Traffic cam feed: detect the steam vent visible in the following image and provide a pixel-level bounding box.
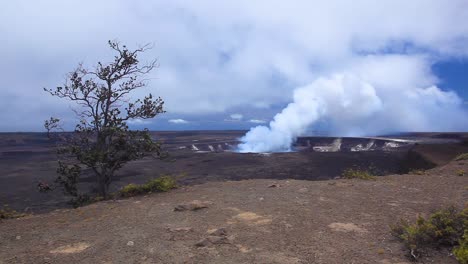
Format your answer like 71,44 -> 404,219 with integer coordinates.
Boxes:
169,136 -> 414,153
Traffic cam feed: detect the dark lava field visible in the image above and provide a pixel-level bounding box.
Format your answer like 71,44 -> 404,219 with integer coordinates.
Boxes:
1,131 -> 467,213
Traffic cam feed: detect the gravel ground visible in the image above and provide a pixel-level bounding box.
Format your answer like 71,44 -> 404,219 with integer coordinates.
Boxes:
1,160 -> 467,264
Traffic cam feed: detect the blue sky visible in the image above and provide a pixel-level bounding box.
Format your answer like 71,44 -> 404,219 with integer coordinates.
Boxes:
433,60 -> 468,100
0,1 -> 467,133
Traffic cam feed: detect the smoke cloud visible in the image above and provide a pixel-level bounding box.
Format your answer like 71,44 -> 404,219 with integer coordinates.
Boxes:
238,55 -> 468,153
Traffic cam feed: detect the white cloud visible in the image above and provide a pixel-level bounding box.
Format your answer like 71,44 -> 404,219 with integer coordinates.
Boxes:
0,1 -> 468,131
127,119 -> 152,125
230,113 -> 243,120
168,118 -> 189,124
249,119 -> 267,124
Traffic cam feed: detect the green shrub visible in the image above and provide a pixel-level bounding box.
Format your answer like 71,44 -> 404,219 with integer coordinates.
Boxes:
120,183 -> 143,197
0,205 -> 26,220
454,230 -> 468,264
457,170 -> 466,177
120,176 -> 177,198
391,205 -> 468,261
455,153 -> 468,161
144,176 -> 177,192
342,168 -> 376,180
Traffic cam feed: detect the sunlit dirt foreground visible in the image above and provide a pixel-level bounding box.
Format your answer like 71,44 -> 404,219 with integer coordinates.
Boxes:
1,160 -> 467,264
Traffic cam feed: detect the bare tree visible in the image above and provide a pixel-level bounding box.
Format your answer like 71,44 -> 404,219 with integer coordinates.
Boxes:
44,40 -> 165,201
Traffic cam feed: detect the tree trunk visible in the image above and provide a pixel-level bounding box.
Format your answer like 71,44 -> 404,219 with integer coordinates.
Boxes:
97,167 -> 108,198
98,177 -> 108,198
96,131 -> 108,198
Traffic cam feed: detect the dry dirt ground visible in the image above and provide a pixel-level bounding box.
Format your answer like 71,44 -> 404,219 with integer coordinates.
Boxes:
1,160 -> 467,263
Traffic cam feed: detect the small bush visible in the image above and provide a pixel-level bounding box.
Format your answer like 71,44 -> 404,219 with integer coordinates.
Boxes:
0,205 -> 26,220
455,153 -> 468,161
69,194 -> 93,208
342,168 -> 376,180
391,205 -> 468,261
120,184 -> 143,197
457,170 -> 466,177
120,176 -> 177,198
454,230 -> 468,264
144,176 -> 177,192
409,169 -> 426,175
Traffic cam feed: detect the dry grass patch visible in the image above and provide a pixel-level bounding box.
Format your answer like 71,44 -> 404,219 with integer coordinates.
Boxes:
455,153 -> 468,161
119,175 -> 177,198
409,169 -> 426,175
341,168 -> 376,180
0,205 -> 26,220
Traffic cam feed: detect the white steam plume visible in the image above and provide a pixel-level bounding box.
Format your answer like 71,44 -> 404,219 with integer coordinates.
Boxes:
238,56 -> 468,153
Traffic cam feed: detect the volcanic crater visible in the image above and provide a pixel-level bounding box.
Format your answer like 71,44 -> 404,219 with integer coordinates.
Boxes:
0,131 -> 467,213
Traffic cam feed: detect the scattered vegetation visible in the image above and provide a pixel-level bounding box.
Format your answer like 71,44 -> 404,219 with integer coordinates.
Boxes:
341,168 -> 376,180
455,153 -> 468,161
457,170 -> 466,177
0,205 -> 26,220
409,169 -> 426,175
119,176 -> 177,198
390,205 -> 468,262
62,175 -> 177,207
